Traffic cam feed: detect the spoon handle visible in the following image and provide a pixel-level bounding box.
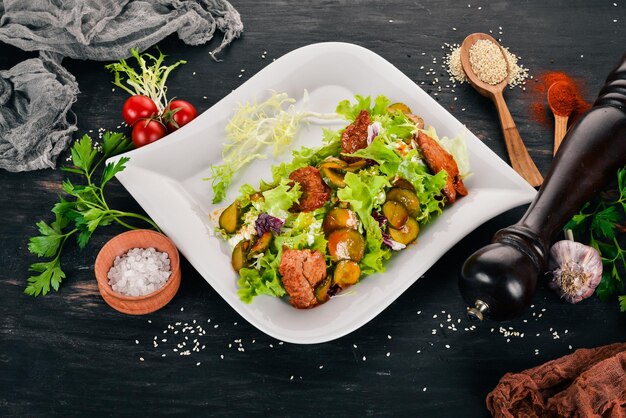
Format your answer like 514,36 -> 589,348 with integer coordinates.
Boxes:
493,92 -> 544,187
553,115 -> 569,155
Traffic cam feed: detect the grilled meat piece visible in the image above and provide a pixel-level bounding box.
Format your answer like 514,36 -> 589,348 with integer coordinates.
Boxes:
415,131 -> 468,203
289,166 -> 330,212
279,249 -> 327,309
341,110 -> 371,163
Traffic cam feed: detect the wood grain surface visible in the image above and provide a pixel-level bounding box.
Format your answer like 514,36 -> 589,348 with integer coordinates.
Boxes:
1,1 -> 626,417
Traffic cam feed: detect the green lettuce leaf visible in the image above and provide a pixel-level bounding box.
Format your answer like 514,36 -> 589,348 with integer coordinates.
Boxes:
336,95 -> 392,120
348,137 -> 402,176
237,264 -> 286,303
260,178 -> 301,219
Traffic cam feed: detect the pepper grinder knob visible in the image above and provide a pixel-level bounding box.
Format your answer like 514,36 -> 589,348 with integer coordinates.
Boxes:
467,300 -> 489,321
459,54 -> 626,321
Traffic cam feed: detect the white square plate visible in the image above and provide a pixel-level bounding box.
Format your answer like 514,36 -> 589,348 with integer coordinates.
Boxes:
109,42 -> 536,344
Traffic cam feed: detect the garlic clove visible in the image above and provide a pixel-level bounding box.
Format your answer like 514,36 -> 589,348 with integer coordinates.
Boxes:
548,240 -> 603,304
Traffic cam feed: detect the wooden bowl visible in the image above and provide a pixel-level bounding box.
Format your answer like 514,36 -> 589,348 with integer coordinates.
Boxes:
94,229 -> 181,315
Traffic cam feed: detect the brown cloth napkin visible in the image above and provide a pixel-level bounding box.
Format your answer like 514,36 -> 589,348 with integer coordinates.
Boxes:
487,342 -> 626,418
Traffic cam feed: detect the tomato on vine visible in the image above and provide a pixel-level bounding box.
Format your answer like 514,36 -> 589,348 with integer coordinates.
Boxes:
163,100 -> 197,131
122,95 -> 158,126
131,119 -> 167,148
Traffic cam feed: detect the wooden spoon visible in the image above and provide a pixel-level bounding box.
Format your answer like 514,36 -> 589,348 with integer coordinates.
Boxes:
547,81 -> 572,155
460,33 -> 543,187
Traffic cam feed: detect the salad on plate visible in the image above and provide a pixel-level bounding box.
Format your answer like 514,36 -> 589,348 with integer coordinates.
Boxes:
212,94 -> 470,308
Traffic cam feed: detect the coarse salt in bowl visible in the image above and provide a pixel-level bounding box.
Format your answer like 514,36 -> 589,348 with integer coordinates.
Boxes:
95,229 -> 181,315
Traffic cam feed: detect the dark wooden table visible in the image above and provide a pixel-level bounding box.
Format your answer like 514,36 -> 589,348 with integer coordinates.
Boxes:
2,1 -> 626,416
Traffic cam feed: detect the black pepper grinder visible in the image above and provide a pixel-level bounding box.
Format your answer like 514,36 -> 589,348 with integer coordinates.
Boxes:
459,54 -> 626,321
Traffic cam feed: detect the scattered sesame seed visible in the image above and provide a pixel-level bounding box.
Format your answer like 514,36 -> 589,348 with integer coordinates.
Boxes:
363,356 -> 366,361
196,362 -> 201,366
445,344 -> 450,349
139,357 -> 144,361
386,352 -> 391,357
423,387 -> 427,392
135,340 -> 139,344
181,307 -> 184,312
319,365 -> 324,369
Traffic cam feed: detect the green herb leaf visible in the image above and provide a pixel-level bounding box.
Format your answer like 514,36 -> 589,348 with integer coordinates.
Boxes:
76,229 -> 93,249
102,132 -> 134,157
70,134 -> 98,173
591,206 -> 620,240
596,264 -> 624,301
101,157 -> 130,186
619,295 -> 626,312
28,221 -> 64,257
60,167 -> 84,175
25,258 -> 66,296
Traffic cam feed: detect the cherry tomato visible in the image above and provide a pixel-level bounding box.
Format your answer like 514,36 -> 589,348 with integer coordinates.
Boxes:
165,100 -> 197,131
122,95 -> 158,126
131,119 -> 167,148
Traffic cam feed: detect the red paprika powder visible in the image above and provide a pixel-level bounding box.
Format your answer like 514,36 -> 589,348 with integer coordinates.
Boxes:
548,81 -> 579,116
529,71 -> 590,126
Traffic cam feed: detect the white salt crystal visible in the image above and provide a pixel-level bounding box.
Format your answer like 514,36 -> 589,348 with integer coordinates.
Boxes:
108,247 -> 172,296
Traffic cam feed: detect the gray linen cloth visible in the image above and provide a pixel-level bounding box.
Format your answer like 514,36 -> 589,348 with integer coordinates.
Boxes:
0,0 -> 243,172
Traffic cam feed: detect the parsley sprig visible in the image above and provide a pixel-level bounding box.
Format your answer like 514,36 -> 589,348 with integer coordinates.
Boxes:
26,132 -> 160,296
565,167 -> 626,309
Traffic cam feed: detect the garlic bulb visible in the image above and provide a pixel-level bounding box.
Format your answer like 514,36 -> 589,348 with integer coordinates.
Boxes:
548,240 -> 603,304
